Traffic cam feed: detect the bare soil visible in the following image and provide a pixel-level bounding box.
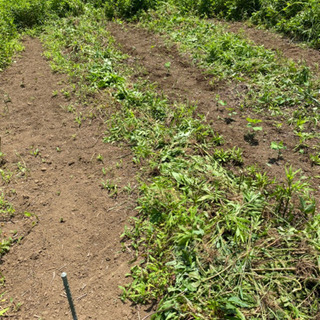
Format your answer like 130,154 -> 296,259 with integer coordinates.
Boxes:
0,38 -> 148,319
108,22 -> 320,200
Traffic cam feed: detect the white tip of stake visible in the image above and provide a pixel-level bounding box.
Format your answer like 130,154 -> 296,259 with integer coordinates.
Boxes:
61,272 -> 67,278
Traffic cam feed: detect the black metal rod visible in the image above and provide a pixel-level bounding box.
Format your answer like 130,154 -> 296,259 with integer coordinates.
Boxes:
61,272 -> 78,320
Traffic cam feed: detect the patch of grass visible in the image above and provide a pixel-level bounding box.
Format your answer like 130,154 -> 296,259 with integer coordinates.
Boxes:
0,193 -> 15,219
101,179 -> 118,197
41,6 -> 125,102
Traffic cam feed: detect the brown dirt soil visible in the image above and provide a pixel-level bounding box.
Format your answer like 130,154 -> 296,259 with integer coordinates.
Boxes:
0,38 -> 149,319
108,22 -> 320,202
222,21 -> 320,70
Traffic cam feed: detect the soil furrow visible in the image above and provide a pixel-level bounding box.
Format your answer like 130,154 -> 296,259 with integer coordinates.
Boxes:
0,38 -> 145,319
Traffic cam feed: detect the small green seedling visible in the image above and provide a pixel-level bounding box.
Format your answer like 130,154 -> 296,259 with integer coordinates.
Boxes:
164,61 -> 171,74
123,183 -> 135,195
219,100 -> 227,107
61,89 -> 71,99
101,179 -> 118,197
246,118 -> 262,131
271,141 -> 286,160
67,105 -> 75,113
274,122 -> 283,131
75,113 -> 82,127
310,152 -> 320,165
0,151 -> 4,165
97,154 -> 103,162
295,117 -> 307,131
116,159 -> 123,168
0,137 -> 5,165
31,148 -> 40,157
244,118 -> 262,145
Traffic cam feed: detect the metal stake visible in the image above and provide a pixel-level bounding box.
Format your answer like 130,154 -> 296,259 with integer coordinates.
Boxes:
61,272 -> 78,320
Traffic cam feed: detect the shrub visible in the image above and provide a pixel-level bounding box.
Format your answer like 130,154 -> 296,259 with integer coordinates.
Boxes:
225,0 -> 261,19
8,0 -> 47,29
0,6 -> 18,70
49,0 -> 84,18
104,0 -> 158,19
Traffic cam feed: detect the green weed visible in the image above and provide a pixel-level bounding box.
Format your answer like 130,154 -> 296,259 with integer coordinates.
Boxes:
0,169 -> 13,184
101,179 -> 118,197
0,193 -> 15,217
96,154 -> 103,162
104,0 -> 158,19
310,152 -> 320,166
270,140 -> 286,160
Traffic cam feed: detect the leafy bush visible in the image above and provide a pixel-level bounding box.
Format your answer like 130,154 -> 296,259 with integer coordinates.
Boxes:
225,0 -> 261,19
166,0 -> 259,18
104,0 -> 158,18
49,0 -> 84,18
81,0 -> 105,7
8,0 -> 47,29
0,5 -> 19,70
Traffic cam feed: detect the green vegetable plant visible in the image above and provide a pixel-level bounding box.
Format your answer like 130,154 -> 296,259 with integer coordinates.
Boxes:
164,61 -> 171,75
0,193 -> 15,217
29,147 -> 40,157
244,117 -> 262,145
101,179 -> 118,197
270,140 -> 286,161
0,169 -> 13,184
272,166 -> 311,218
310,152 -> 320,166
